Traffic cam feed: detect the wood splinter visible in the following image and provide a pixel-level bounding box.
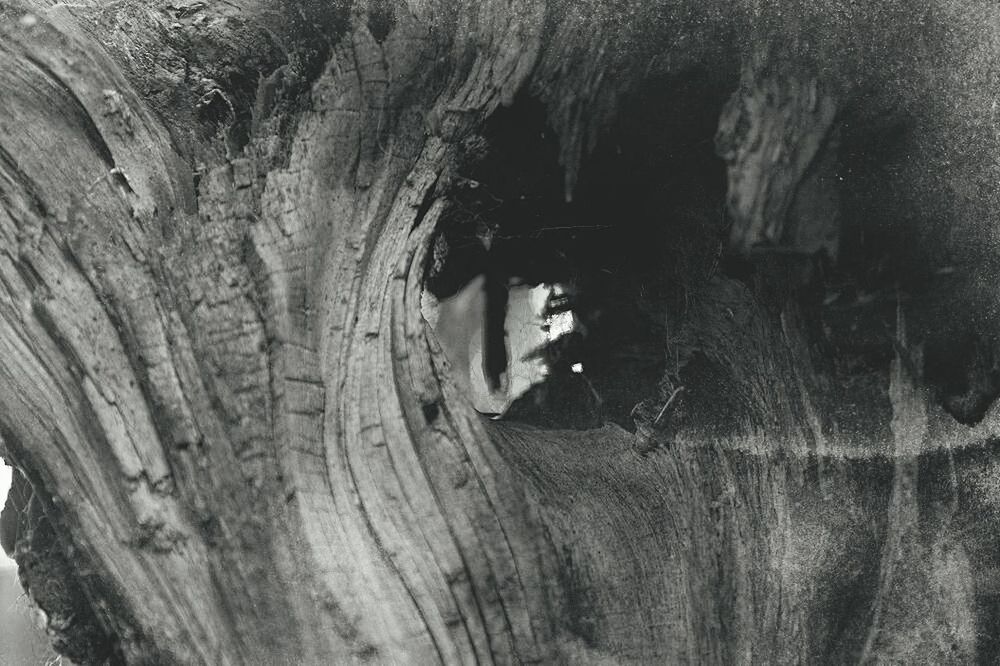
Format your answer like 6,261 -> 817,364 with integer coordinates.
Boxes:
633,385 -> 685,455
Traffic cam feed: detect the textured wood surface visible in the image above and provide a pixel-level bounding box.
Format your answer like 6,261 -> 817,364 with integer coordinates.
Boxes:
0,0 -> 999,663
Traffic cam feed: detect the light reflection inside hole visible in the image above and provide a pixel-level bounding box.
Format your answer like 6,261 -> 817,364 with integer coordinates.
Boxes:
430,278 -> 584,416
545,309 -> 576,341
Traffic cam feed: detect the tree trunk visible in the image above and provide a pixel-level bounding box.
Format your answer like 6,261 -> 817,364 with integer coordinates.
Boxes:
2,0 -> 1000,663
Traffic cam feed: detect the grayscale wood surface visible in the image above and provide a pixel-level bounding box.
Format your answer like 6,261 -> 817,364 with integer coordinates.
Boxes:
1,0 -> 999,663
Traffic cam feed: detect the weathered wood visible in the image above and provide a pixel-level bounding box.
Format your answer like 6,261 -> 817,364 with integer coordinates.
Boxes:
1,0 -> 1000,663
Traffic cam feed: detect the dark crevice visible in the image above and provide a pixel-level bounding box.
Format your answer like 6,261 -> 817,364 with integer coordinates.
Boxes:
429,71 -> 734,430
421,401 -> 440,424
428,65 -> 1000,436
827,112 -> 1000,426
925,333 -> 1000,426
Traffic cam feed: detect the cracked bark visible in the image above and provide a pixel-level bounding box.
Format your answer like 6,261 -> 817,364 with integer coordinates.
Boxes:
1,0 -> 1000,663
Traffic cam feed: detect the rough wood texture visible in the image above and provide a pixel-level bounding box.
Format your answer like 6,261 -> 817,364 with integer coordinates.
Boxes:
1,0 -> 999,663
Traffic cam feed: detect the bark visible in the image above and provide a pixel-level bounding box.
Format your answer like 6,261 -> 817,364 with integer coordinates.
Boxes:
0,0 -> 999,663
